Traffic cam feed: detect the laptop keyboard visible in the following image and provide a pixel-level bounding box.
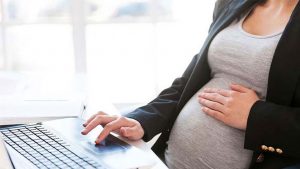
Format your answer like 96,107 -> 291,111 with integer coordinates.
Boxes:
0,124 -> 107,169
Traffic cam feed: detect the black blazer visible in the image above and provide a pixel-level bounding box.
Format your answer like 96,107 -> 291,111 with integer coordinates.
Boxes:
126,0 -> 300,168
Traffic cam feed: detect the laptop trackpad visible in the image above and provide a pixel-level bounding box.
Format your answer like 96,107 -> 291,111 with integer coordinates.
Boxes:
80,134 -> 129,155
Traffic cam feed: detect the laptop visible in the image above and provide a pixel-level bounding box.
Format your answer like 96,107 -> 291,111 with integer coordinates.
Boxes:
0,118 -> 155,169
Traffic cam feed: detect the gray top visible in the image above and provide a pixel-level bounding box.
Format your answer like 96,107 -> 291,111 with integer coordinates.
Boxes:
164,11 -> 282,169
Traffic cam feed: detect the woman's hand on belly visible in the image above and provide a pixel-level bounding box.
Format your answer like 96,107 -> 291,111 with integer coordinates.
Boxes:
197,84 -> 259,130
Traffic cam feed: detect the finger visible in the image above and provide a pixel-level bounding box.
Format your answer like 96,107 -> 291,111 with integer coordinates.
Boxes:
95,117 -> 134,144
203,88 -> 231,97
81,115 -> 117,135
83,114 -> 97,127
198,98 -> 225,113
83,111 -> 106,127
198,92 -> 226,105
202,107 -> 225,122
230,84 -> 250,93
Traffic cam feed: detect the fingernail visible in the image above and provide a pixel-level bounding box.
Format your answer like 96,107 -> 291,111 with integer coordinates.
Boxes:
81,130 -> 86,135
83,124 -> 86,127
95,139 -> 103,145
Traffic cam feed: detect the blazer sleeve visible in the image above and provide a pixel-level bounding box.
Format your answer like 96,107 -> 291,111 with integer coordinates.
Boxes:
244,100 -> 300,158
125,54 -> 199,141
125,0 -> 231,142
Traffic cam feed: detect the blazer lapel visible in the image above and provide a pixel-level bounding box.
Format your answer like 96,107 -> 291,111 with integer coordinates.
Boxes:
209,0 -> 259,40
266,1 -> 300,105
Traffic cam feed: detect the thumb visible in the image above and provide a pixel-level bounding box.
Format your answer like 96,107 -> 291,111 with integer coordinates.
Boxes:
120,126 -> 143,140
230,84 -> 250,93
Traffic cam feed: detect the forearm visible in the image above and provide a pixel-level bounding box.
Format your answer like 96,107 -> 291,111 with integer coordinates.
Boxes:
125,54 -> 199,141
125,76 -> 189,141
245,100 -> 300,158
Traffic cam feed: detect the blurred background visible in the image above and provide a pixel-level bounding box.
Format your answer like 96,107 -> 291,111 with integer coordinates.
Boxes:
0,0 -> 214,109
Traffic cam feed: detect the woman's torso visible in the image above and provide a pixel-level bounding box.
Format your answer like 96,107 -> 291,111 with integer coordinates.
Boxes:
164,10 -> 282,169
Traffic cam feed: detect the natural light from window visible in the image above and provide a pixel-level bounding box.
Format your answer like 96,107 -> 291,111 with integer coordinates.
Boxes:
0,0 -> 215,107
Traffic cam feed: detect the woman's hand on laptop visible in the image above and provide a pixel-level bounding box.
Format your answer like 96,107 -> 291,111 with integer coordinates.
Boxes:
81,112 -> 144,144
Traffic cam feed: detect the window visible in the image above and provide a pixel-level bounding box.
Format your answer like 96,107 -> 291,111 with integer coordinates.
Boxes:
0,0 -> 73,72
86,0 -> 172,22
0,0 -> 215,105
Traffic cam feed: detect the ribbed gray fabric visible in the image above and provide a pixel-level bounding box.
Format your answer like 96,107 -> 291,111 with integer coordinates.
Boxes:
164,11 -> 282,169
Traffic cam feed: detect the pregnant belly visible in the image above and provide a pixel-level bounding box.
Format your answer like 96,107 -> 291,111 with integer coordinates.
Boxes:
165,78 -> 253,169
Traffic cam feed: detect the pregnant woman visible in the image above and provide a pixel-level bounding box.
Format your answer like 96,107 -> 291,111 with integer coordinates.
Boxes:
81,0 -> 300,168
